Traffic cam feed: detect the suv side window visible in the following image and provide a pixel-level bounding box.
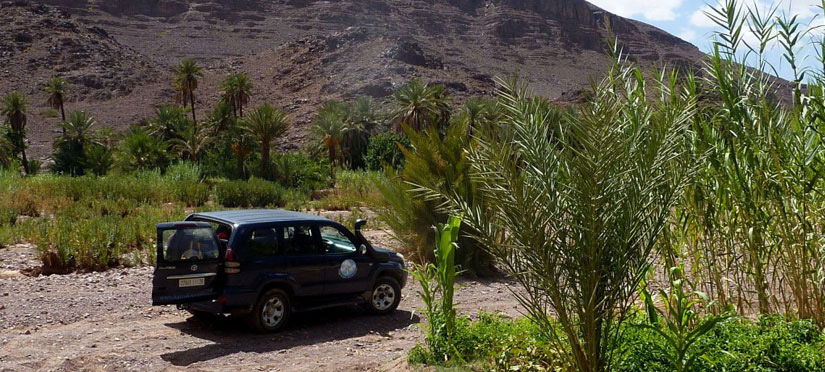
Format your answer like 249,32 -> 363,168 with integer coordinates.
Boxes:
282,225 -> 322,255
247,227 -> 281,257
319,225 -> 357,254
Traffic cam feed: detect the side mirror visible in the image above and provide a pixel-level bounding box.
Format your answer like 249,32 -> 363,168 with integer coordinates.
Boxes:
354,219 -> 367,232
359,244 -> 368,255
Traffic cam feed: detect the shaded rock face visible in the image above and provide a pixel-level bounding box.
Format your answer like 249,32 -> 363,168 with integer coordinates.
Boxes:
38,0 -> 261,17
3,0 -> 707,158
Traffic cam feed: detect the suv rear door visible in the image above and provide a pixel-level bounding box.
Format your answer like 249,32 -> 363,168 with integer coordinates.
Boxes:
152,222 -> 223,305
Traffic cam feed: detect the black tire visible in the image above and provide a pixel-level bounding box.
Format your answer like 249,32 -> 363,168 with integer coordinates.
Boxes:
366,277 -> 401,315
248,289 -> 291,333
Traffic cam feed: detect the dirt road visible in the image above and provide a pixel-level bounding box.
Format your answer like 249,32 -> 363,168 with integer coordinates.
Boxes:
0,243 -> 521,372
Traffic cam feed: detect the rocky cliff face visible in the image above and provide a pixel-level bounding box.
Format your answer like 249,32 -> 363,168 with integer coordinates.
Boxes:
2,0 -> 706,157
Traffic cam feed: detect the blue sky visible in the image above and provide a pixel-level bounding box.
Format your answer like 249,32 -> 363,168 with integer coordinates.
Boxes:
586,0 -> 825,79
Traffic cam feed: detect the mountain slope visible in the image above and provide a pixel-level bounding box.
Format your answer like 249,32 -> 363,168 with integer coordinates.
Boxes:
2,0 -> 705,156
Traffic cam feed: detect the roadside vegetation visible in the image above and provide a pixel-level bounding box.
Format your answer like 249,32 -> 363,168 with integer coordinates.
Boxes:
1,0 -> 825,370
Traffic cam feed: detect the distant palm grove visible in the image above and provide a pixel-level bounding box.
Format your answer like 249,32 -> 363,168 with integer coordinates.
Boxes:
2,1 -> 825,371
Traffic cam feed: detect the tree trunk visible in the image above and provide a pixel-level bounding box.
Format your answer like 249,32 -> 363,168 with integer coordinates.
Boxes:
262,142 -> 270,175
236,153 -> 246,179
189,83 -> 197,126
59,103 -> 66,135
20,148 -> 30,175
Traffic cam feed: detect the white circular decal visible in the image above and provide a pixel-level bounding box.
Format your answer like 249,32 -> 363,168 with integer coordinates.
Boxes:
339,259 -> 357,279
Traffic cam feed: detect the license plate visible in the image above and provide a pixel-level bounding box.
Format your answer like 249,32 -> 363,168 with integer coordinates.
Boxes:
179,277 -> 205,287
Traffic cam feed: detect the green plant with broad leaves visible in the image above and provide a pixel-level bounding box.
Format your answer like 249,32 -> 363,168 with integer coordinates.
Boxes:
409,215 -> 462,364
639,266 -> 733,372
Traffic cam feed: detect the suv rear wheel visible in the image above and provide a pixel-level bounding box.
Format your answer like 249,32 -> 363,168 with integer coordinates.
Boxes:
249,289 -> 291,332
366,277 -> 401,314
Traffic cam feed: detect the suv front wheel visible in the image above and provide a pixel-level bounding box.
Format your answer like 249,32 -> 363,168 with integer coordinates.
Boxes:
366,277 -> 401,314
249,289 -> 291,333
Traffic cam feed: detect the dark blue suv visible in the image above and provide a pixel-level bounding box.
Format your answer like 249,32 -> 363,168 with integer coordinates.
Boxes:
151,209 -> 407,332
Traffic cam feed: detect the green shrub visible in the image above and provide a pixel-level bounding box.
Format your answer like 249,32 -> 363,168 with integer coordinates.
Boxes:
175,182 -> 211,207
26,159 -> 42,175
616,315 -> 825,372
215,177 -> 283,208
265,152 -> 331,190
165,162 -> 202,183
0,208 -> 17,226
365,132 -> 410,171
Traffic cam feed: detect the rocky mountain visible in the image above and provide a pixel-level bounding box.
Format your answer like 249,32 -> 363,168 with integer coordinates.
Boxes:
1,0 -> 705,157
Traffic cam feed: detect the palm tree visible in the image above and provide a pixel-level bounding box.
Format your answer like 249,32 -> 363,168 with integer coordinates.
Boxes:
230,134 -> 254,179
208,100 -> 235,134
342,97 -> 378,168
243,103 -> 290,173
389,80 -> 451,131
171,123 -> 215,163
44,76 -> 69,124
52,110 -> 98,176
1,92 -> 30,174
311,101 -> 349,167
149,105 -> 190,142
174,58 -> 204,125
60,110 -> 97,152
220,72 -> 253,117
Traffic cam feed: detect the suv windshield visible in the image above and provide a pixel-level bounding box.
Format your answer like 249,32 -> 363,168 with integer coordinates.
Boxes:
161,227 -> 220,262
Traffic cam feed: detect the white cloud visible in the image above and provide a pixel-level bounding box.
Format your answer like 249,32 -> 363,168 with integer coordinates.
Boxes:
678,29 -> 698,42
690,5 -> 717,28
690,1 -> 823,28
588,0 -> 684,21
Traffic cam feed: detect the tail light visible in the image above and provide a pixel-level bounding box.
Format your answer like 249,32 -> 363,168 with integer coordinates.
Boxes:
224,248 -> 240,273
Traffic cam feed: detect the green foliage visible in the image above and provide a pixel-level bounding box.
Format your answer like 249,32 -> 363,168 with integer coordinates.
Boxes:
389,80 -> 452,131
409,216 -> 463,364
638,266 -> 733,372
43,76 -> 69,119
379,120 -> 495,276
174,58 -> 203,122
51,110 -> 99,176
310,98 -> 380,169
220,72 -> 252,117
409,311 -> 825,372
364,132 -> 410,171
1,91 -> 31,174
267,152 -> 331,190
115,126 -> 169,172
214,177 -> 283,208
83,144 -> 113,176
413,61 -> 695,371
616,316 -> 825,372
243,103 -> 290,173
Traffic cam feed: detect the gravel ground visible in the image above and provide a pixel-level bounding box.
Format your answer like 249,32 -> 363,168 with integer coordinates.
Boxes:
0,240 -> 522,372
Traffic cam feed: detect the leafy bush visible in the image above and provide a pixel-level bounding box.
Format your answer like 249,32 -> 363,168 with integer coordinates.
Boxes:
364,132 -> 410,171
265,152 -> 331,190
0,208 -> 17,226
115,126 -> 169,172
26,202 -> 186,272
616,316 -> 825,372
175,183 -> 211,207
214,177 -> 283,208
83,144 -> 113,176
